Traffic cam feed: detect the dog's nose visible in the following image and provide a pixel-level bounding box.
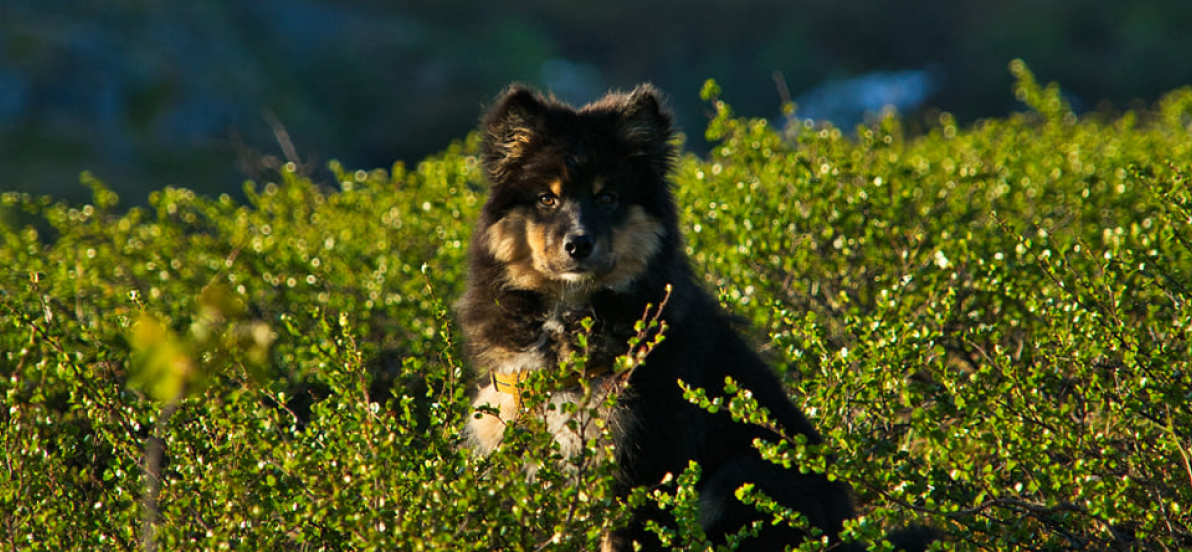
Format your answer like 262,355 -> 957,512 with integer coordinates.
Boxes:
564,234 -> 594,260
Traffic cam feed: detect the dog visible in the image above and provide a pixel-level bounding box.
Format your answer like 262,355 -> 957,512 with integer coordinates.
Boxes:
458,84 -> 928,551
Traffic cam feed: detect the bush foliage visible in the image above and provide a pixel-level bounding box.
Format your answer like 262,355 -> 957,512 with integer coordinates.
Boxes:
2,63 -> 1190,550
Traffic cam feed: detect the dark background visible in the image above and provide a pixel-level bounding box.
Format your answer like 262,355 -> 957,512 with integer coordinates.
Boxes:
2,0 -> 1190,203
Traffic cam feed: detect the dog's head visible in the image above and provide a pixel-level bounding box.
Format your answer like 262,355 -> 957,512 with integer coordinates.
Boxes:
475,85 -> 677,294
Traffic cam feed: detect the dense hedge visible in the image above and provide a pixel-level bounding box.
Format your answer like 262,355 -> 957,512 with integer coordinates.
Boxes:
2,63 -> 1190,550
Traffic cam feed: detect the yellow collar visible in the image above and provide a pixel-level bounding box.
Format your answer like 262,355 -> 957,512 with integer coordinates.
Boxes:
491,365 -> 614,408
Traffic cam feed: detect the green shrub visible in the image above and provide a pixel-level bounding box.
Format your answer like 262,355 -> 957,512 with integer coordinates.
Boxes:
2,62 -> 1190,550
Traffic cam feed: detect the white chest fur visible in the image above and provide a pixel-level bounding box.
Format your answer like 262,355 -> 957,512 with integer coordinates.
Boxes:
467,371 -> 624,460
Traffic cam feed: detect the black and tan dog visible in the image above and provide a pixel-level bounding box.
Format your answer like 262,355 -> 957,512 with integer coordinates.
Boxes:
459,84 -> 926,551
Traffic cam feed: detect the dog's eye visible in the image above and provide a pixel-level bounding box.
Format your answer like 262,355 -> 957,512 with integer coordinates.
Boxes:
538,193 -> 557,207
594,192 -> 618,206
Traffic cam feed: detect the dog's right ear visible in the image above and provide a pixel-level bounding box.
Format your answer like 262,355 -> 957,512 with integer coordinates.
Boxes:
482,85 -> 547,183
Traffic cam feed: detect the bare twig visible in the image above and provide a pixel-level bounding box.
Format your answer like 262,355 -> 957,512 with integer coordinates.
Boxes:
141,397 -> 182,552
772,70 -> 793,108
262,109 -> 303,168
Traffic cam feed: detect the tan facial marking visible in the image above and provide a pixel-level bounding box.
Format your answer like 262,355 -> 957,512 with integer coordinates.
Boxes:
484,208 -> 556,291
524,219 -> 559,280
549,178 -> 564,198
525,219 -> 549,262
592,176 -> 606,195
487,210 -> 530,263
600,206 -> 664,288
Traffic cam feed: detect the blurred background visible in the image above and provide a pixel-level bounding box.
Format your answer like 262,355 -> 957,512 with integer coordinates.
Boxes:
2,0 -> 1190,203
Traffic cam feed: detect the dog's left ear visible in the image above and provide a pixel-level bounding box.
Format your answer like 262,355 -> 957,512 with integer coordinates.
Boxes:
615,85 -> 674,160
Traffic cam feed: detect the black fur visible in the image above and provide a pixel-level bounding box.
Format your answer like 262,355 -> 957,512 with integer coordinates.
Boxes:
458,84 -> 927,551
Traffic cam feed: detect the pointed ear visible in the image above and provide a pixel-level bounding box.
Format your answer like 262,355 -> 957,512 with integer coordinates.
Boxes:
618,85 -> 672,145
615,85 -> 674,159
482,85 -> 548,183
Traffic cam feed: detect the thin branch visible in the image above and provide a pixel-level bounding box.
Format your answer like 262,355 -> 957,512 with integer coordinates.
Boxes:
262,109 -> 303,168
141,397 -> 182,552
